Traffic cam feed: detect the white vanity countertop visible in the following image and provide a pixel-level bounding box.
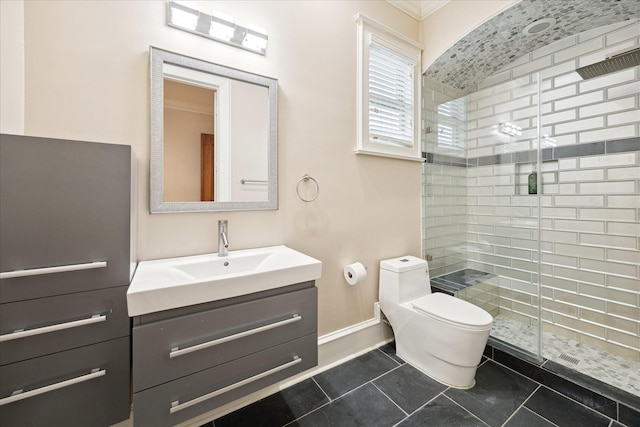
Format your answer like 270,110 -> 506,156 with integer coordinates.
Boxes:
127,245 -> 322,317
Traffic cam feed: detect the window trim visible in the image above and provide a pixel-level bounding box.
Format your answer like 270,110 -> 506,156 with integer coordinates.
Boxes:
355,13 -> 423,162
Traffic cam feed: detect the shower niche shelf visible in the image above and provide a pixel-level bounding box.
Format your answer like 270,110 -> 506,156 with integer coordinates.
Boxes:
513,159 -> 558,195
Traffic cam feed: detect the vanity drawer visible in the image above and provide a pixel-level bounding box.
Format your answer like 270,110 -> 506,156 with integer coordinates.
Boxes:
133,286 -> 317,392
134,333 -> 317,427
0,337 -> 130,427
0,260 -> 131,304
0,286 -> 130,366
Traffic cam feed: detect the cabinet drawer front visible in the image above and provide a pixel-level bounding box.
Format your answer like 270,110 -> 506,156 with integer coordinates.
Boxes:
134,334 -> 317,427
133,287 -> 317,392
0,259 -> 131,304
0,286 -> 130,365
0,135 -> 132,303
0,337 -> 130,427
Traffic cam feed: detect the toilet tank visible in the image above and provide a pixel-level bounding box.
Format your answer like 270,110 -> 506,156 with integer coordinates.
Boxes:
380,256 -> 431,304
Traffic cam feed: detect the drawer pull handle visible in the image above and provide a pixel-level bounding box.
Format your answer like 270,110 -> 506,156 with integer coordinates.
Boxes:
169,314 -> 301,359
0,261 -> 107,279
0,314 -> 107,342
169,356 -> 301,414
0,368 -> 106,406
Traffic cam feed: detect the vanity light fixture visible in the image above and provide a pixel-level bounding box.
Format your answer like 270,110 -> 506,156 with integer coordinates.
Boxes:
168,1 -> 199,31
167,1 -> 268,55
243,25 -> 269,54
209,12 -> 235,42
499,122 -> 522,137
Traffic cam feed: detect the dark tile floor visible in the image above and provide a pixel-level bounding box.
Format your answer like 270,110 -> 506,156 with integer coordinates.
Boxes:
203,343 -> 634,427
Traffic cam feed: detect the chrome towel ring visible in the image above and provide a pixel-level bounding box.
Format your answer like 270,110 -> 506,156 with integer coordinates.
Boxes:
296,174 -> 319,202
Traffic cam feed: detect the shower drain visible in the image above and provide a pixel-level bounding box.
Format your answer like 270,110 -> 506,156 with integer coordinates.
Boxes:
558,353 -> 581,365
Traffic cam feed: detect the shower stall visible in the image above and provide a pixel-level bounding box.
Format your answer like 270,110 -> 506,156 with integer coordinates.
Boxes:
422,18 -> 639,399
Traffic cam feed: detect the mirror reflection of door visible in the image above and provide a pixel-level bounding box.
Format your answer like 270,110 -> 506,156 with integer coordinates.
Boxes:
201,133 -> 214,201
163,80 -> 215,202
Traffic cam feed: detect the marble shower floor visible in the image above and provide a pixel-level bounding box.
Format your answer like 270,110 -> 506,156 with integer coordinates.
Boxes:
491,315 -> 640,399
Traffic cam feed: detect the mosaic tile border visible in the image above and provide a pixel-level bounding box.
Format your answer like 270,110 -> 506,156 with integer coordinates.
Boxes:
423,136 -> 640,167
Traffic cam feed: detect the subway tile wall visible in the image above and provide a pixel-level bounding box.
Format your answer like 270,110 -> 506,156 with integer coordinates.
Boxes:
423,19 -> 639,361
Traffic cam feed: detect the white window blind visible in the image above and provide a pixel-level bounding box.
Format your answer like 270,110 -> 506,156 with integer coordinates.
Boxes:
437,97 -> 466,151
368,41 -> 415,148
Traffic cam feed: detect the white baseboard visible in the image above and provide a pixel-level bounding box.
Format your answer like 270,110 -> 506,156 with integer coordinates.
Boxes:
318,302 -> 382,346
178,303 -> 393,427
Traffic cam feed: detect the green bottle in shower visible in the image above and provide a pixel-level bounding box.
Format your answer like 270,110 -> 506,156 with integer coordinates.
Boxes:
528,167 -> 537,194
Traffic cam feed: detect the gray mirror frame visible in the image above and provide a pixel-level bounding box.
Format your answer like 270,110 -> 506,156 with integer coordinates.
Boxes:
150,47 -> 278,213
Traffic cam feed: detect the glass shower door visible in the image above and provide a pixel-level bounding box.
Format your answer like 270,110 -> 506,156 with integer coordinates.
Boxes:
422,74 -> 543,360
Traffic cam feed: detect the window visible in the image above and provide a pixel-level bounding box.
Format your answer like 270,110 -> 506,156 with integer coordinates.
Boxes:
356,14 -> 423,161
437,97 -> 466,151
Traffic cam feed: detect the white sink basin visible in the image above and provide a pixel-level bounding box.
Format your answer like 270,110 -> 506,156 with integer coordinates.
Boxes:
127,245 -> 322,316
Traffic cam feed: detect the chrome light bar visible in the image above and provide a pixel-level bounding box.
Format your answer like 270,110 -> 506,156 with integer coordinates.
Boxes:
167,1 -> 268,56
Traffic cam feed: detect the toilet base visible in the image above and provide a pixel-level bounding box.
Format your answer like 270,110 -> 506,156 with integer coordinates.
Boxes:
397,344 -> 479,389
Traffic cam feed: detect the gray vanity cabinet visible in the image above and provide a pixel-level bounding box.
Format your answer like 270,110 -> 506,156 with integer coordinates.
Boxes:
132,282 -> 318,427
0,134 -> 134,427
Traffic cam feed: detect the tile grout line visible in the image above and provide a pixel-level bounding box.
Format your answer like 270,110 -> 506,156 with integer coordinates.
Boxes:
499,383 -> 559,427
282,377 -> 338,425
492,345 -> 635,419
439,393 -> 491,427
370,381 -> 410,418
289,353 -> 411,426
290,377 -> 397,426
375,347 -> 405,366
311,377 -> 332,403
391,390 -> 455,426
535,383 -> 621,424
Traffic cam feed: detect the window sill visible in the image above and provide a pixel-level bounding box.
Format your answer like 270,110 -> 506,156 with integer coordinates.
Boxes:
354,148 -> 425,162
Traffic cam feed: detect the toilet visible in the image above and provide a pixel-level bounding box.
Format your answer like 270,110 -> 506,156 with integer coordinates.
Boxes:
379,256 -> 493,389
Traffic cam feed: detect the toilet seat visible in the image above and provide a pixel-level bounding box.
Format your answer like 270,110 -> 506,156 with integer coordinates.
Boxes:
411,293 -> 493,330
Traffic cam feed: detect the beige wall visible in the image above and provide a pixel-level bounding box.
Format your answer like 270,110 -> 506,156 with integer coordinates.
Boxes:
8,0 -> 419,336
0,0 -> 25,134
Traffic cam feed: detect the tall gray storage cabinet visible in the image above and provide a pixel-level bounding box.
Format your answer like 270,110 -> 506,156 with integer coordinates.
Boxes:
0,134 -> 135,427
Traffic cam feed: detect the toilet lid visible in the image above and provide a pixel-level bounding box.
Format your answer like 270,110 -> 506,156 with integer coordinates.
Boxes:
412,293 -> 493,328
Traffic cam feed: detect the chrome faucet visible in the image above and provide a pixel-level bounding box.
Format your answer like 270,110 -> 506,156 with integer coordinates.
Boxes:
218,220 -> 229,257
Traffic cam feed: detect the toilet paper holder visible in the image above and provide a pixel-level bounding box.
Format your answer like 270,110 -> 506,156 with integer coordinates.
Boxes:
344,262 -> 368,285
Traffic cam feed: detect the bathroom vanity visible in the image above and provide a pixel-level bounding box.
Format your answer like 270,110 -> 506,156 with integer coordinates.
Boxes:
128,246 -> 322,427
0,134 -> 135,427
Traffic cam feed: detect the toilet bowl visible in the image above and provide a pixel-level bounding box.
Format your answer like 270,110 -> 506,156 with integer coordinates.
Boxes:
379,256 -> 493,389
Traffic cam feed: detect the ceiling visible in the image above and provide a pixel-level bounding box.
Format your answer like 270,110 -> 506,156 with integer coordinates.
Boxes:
389,0 -> 640,94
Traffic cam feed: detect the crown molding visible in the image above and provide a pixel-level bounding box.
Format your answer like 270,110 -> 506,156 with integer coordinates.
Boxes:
386,0 -> 451,21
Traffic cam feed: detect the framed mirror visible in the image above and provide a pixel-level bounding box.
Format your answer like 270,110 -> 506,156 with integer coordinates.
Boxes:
150,47 -> 278,213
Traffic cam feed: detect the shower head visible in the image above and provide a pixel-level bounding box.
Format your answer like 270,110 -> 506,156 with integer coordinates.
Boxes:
576,45 -> 640,79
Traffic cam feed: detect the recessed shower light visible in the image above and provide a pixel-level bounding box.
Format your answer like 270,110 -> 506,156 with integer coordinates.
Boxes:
522,18 -> 556,36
